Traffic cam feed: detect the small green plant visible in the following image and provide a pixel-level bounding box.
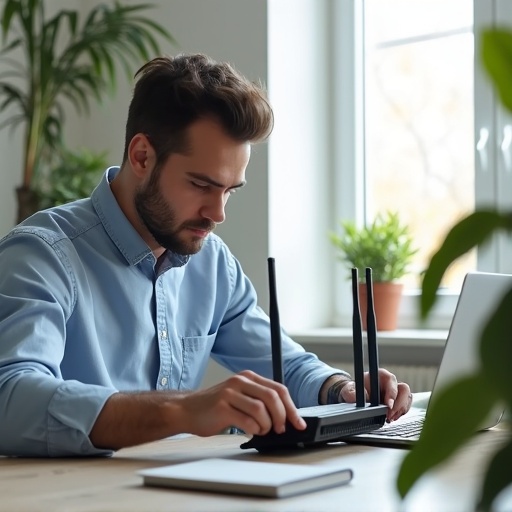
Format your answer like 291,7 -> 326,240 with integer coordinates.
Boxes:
329,211 -> 418,282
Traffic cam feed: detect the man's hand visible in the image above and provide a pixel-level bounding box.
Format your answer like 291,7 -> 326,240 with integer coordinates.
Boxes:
175,370 -> 307,437
320,369 -> 413,422
90,370 -> 306,451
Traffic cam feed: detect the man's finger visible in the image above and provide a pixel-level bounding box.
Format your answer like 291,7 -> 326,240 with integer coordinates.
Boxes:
339,381 -> 355,401
234,371 -> 307,432
229,393 -> 275,435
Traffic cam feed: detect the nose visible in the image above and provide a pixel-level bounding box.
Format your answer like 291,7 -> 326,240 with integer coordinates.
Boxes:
201,194 -> 226,225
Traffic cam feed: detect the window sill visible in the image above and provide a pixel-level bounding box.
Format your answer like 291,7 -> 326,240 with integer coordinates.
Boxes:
290,327 -> 447,347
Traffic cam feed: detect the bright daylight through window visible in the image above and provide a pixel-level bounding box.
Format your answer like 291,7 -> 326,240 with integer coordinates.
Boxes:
364,0 -> 475,292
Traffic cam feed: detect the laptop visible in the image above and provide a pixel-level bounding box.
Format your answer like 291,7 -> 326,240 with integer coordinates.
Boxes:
240,262 -> 388,452
343,271 -> 511,448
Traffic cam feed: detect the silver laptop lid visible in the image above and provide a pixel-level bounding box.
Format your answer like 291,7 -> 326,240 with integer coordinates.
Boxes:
431,271 -> 512,428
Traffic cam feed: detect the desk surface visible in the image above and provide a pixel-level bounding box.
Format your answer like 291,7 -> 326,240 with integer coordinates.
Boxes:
1,428 -> 511,512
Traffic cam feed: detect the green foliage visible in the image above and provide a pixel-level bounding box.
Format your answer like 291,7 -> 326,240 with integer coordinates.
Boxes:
397,373 -> 495,498
37,147 -> 107,209
398,283 -> 512,510
329,211 -> 418,282
420,210 -> 512,317
0,0 -> 175,191
397,26 -> 512,512
482,29 -> 512,113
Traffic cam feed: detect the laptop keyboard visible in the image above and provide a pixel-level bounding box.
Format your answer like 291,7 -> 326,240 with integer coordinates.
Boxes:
371,417 -> 424,438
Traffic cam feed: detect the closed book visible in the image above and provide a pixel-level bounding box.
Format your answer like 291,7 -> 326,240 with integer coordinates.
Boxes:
138,457 -> 353,499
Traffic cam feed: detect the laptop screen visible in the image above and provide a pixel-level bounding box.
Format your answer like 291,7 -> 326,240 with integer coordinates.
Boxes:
429,271 -> 512,428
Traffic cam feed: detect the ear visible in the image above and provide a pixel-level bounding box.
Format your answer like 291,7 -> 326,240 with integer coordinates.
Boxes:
127,134 -> 156,179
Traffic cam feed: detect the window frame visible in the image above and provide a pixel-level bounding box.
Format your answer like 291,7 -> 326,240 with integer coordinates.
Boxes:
331,0 -> 511,330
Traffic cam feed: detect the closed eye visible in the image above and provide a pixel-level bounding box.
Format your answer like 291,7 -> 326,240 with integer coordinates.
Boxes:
191,181 -> 210,191
191,180 -> 239,195
186,172 -> 246,194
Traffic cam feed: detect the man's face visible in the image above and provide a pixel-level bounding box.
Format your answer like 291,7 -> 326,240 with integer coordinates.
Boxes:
134,118 -> 250,255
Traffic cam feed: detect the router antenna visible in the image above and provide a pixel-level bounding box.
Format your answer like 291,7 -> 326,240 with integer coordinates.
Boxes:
352,268 -> 365,407
268,257 -> 284,384
366,267 -> 380,406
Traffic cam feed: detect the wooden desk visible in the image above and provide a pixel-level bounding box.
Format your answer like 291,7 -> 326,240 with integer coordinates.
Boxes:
0,428 -> 510,512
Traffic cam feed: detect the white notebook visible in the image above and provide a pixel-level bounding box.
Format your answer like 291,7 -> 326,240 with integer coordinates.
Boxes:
138,457 -> 353,498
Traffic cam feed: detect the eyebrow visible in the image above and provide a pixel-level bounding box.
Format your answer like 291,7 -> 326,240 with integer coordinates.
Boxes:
186,172 -> 246,190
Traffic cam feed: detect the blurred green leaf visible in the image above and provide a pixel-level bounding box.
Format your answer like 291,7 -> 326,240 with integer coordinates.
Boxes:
421,210 -> 512,318
397,374 -> 495,498
482,28 -> 512,113
478,439 -> 512,511
398,25 -> 512,512
480,287 -> 512,402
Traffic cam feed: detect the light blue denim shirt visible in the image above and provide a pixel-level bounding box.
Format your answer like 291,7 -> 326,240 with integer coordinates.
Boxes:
0,167 -> 344,457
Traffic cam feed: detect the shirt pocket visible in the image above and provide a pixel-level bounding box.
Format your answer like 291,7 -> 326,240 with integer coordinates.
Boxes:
178,333 -> 217,390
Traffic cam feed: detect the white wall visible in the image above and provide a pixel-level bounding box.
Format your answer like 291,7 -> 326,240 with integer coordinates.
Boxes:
268,0 -> 332,330
0,113 -> 22,232
0,0 -> 332,332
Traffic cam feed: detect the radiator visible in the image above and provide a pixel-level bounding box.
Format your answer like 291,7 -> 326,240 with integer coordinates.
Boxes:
381,364 -> 438,393
331,362 -> 438,394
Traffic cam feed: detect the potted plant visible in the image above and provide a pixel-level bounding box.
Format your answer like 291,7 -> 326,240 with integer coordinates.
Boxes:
0,0 -> 175,223
397,28 -> 512,512
329,211 -> 418,330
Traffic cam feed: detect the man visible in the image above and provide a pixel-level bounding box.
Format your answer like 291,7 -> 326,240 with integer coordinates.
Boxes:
0,54 -> 411,456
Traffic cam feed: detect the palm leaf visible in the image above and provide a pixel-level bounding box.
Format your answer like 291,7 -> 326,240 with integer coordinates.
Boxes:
42,113 -> 61,150
1,0 -> 20,39
0,37 -> 23,54
0,0 -> 175,188
0,82 -> 27,112
58,72 -> 104,114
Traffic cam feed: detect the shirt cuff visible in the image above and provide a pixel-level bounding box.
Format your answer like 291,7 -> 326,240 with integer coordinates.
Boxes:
295,368 -> 352,407
48,380 -> 117,456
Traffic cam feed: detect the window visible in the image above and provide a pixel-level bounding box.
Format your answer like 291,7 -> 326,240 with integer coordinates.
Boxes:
364,0 -> 474,290
333,0 -> 512,329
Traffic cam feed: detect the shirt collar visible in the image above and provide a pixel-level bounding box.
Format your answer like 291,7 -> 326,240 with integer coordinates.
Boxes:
91,167 -> 189,269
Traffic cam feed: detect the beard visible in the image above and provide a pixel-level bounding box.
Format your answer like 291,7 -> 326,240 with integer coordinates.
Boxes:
134,168 -> 215,255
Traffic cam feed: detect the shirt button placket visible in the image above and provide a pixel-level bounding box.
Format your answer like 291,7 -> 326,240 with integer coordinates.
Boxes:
159,329 -> 169,388
155,277 -> 171,391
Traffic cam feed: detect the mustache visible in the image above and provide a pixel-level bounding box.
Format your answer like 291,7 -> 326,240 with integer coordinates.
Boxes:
181,220 -> 216,231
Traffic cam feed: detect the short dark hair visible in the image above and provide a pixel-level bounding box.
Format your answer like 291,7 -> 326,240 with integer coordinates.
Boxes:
122,54 -> 274,165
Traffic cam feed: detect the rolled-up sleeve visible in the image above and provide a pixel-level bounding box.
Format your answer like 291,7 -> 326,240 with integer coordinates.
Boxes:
0,231 -> 115,456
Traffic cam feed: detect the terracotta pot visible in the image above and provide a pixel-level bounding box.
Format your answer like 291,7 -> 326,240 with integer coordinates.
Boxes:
358,282 -> 403,331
